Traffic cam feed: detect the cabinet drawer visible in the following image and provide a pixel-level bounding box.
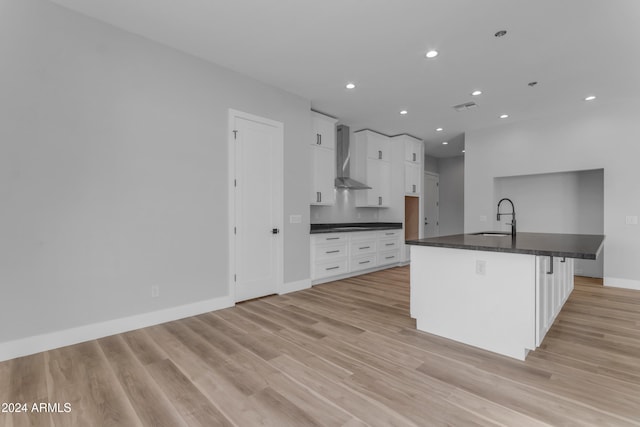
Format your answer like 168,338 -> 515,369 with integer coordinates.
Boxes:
350,239 -> 377,256
314,258 -> 348,279
378,230 -> 401,239
378,250 -> 400,265
312,233 -> 347,244
314,242 -> 348,261
351,254 -> 377,272
379,238 -> 400,251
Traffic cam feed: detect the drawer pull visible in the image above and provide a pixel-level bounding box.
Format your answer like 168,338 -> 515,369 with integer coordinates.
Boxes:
326,266 -> 340,271
385,232 -> 395,235
385,255 -> 395,259
359,260 -> 370,265
385,243 -> 395,246
326,250 -> 340,254
359,246 -> 370,250
326,237 -> 340,240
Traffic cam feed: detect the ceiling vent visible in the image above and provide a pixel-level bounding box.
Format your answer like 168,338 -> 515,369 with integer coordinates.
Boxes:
452,101 -> 478,112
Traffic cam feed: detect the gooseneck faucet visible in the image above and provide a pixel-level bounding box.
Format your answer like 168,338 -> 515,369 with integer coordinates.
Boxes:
497,198 -> 516,236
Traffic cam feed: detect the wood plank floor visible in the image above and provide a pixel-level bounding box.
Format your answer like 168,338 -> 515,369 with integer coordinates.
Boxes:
2,267 -> 640,426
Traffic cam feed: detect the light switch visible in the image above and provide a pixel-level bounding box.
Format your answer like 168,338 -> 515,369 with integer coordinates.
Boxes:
289,214 -> 302,224
626,215 -> 638,225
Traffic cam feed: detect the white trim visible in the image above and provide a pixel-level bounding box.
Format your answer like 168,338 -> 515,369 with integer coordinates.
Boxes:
604,277 -> 640,291
228,109 -> 284,303
279,278 -> 311,295
0,295 -> 234,363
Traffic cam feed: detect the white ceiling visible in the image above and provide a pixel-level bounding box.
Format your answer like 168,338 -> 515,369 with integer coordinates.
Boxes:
51,0 -> 640,157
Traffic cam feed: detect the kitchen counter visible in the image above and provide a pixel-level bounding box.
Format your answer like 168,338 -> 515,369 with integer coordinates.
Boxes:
407,231 -> 605,360
311,222 -> 402,234
406,232 -> 604,259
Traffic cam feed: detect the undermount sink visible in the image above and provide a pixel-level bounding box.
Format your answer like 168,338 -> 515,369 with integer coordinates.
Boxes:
472,232 -> 511,237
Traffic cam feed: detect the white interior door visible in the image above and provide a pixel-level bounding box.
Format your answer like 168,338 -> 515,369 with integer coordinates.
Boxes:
424,172 -> 439,238
230,110 -> 283,302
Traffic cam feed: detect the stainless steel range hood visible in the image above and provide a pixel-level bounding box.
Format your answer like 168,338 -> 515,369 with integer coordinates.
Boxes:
335,125 -> 371,189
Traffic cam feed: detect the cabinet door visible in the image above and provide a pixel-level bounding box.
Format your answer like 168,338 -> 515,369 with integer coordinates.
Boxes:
405,162 -> 420,194
378,160 -> 391,206
311,114 -> 336,150
365,158 -> 381,206
405,140 -> 421,163
311,146 -> 335,205
366,133 -> 391,162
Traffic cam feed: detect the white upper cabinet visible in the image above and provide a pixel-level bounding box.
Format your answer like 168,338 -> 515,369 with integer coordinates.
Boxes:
310,111 -> 338,206
311,111 -> 337,150
352,130 -> 391,207
405,162 -> 421,195
405,139 -> 422,164
311,145 -> 336,205
365,131 -> 391,162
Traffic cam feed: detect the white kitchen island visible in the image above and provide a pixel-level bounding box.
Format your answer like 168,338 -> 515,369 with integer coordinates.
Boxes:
407,232 -> 604,360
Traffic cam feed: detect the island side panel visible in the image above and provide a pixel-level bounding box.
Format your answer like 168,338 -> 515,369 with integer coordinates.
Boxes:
410,245 -> 537,360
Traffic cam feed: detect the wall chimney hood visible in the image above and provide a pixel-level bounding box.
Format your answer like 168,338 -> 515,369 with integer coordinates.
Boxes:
335,125 -> 371,190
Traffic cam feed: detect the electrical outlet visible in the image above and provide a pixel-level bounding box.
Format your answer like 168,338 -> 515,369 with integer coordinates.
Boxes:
476,260 -> 486,275
151,286 -> 159,298
289,214 -> 301,224
626,215 -> 638,225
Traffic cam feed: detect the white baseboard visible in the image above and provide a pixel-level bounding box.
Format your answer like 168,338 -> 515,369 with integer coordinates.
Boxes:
0,295 -> 234,363
604,277 -> 640,291
280,278 -> 311,295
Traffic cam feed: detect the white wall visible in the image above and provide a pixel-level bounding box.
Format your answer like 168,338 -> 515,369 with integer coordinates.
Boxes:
495,170 -> 604,277
424,155 -> 440,174
465,99 -> 640,289
438,156 -> 465,236
0,0 -> 311,346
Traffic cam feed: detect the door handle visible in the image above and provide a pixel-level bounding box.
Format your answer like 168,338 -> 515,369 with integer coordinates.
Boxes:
378,150 -> 382,159
316,133 -> 321,145
272,228 -> 280,234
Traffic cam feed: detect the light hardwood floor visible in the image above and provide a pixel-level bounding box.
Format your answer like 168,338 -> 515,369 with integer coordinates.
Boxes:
2,267 -> 640,426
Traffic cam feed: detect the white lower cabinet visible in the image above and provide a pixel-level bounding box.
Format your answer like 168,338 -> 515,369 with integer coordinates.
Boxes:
535,256 -> 574,346
311,229 -> 402,283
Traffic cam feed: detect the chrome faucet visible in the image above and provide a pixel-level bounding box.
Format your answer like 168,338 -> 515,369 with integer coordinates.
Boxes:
497,198 -> 516,236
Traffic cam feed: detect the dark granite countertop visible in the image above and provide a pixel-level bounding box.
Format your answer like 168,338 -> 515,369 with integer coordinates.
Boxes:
311,222 -> 403,234
406,232 -> 605,260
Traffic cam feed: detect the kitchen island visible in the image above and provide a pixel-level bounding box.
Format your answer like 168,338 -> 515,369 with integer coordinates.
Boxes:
406,232 -> 604,360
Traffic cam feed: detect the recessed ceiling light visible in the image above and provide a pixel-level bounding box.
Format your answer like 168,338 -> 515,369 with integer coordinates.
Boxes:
585,95 -> 596,101
471,90 -> 483,96
425,50 -> 439,58
400,110 -> 408,115
462,150 -> 466,153
436,127 -> 443,132
500,114 -> 509,119
442,141 -> 448,145
345,82 -> 356,89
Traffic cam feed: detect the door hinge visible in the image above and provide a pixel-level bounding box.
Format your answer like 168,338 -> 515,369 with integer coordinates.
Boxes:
234,227 -> 236,234
436,201 -> 439,206
234,179 -> 237,187
234,274 -> 236,282
233,130 -> 238,140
